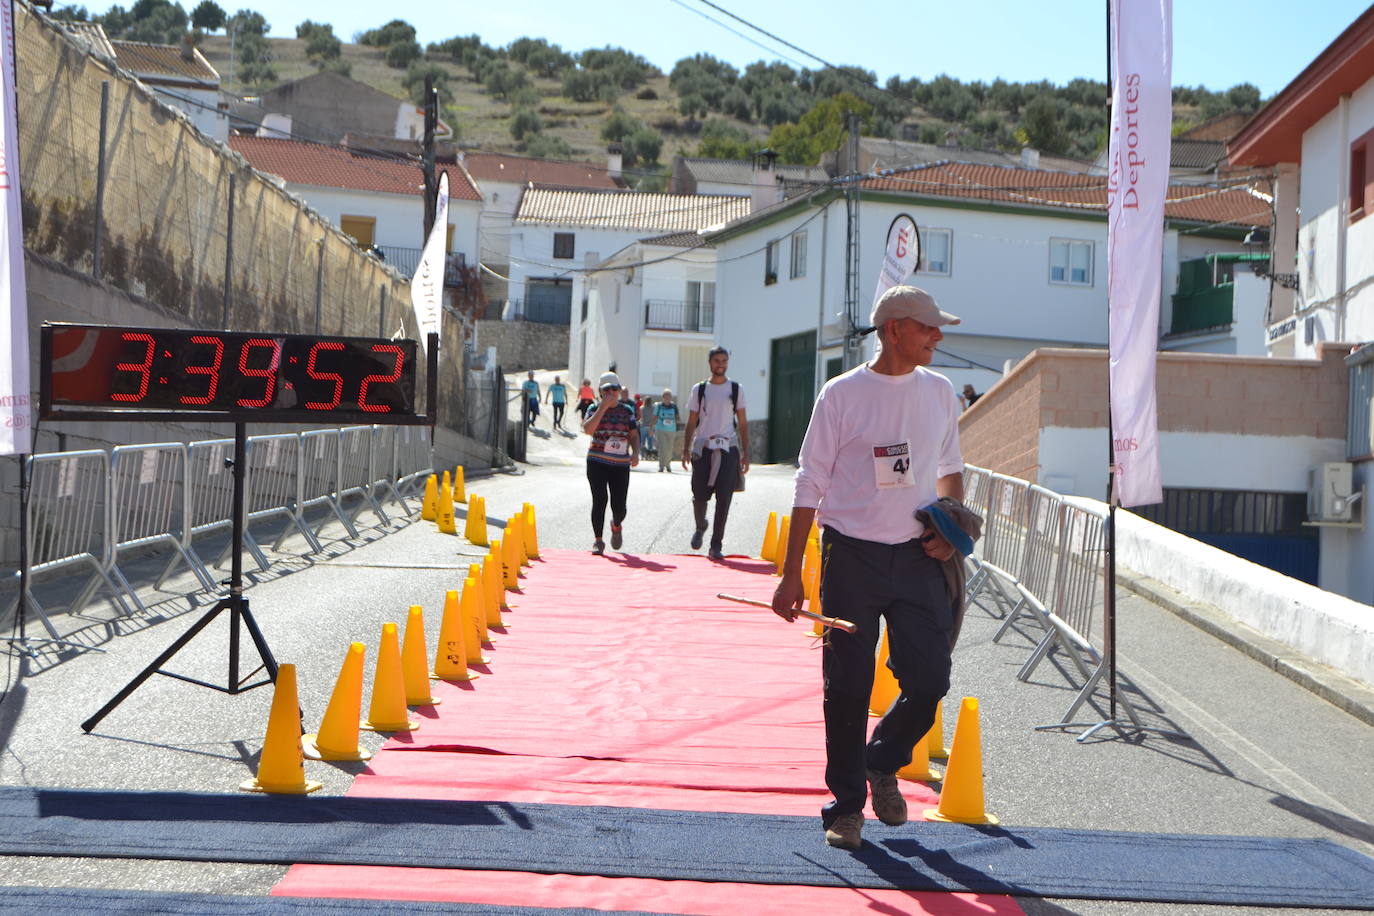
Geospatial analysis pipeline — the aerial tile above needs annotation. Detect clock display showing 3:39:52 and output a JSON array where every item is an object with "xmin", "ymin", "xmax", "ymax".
[{"xmin": 42, "ymin": 324, "xmax": 422, "ymax": 423}]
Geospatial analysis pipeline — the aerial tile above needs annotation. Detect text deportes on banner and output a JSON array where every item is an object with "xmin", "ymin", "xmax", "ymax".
[
  {"xmin": 0, "ymin": 0, "xmax": 33, "ymax": 455},
  {"xmin": 871, "ymin": 213, "xmax": 921, "ymax": 310},
  {"xmin": 409, "ymin": 171, "xmax": 449, "ymax": 352},
  {"xmin": 1106, "ymin": 0, "xmax": 1170, "ymax": 507}
]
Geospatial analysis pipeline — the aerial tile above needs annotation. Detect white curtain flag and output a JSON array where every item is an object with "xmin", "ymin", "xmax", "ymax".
[
  {"xmin": 0, "ymin": 0, "xmax": 31, "ymax": 456},
  {"xmin": 409, "ymin": 170, "xmax": 448, "ymax": 351},
  {"xmin": 1107, "ymin": 0, "xmax": 1170, "ymax": 507},
  {"xmin": 871, "ymin": 213, "xmax": 920, "ymax": 313}
]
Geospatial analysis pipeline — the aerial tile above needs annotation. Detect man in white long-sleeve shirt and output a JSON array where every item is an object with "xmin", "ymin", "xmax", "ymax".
[{"xmin": 772, "ymin": 285, "xmax": 964, "ymax": 850}]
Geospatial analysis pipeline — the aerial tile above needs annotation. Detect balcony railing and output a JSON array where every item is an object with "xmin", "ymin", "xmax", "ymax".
[
  {"xmin": 374, "ymin": 246, "xmax": 467, "ymax": 287},
  {"xmin": 645, "ymin": 299, "xmax": 714, "ymax": 333}
]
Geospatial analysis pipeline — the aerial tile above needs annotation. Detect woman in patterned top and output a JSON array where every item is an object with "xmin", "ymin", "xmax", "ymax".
[{"xmin": 582, "ymin": 371, "xmax": 640, "ymax": 555}]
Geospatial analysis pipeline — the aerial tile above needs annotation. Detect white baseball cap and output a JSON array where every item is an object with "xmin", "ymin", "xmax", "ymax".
[
  {"xmin": 869, "ymin": 285, "xmax": 961, "ymax": 330},
  {"xmin": 598, "ymin": 372, "xmax": 622, "ymax": 389}
]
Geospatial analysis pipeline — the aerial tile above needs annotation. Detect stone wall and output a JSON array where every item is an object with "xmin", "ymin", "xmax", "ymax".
[{"xmin": 475, "ymin": 320, "xmax": 569, "ymax": 373}]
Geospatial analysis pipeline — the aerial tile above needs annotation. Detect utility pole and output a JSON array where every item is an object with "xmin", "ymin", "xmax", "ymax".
[
  {"xmin": 842, "ymin": 112, "xmax": 862, "ymax": 371},
  {"xmin": 421, "ymin": 76, "xmax": 437, "ymax": 243}
]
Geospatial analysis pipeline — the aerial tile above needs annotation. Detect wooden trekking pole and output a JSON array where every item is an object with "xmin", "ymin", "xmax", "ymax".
[{"xmin": 716, "ymin": 593, "xmax": 857, "ymax": 634}]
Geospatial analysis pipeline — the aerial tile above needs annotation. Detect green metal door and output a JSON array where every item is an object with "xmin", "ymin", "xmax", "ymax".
[{"xmin": 768, "ymin": 331, "xmax": 816, "ymax": 463}]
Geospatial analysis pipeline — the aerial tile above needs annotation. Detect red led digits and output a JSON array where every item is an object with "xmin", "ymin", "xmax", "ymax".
[
  {"xmin": 358, "ymin": 344, "xmax": 405, "ymax": 413},
  {"xmin": 304, "ymin": 340, "xmax": 346, "ymax": 410},
  {"xmin": 180, "ymin": 335, "xmax": 225, "ymax": 406},
  {"xmin": 111, "ymin": 332, "xmax": 155, "ymax": 402},
  {"xmin": 236, "ymin": 338, "xmax": 282, "ymax": 408}
]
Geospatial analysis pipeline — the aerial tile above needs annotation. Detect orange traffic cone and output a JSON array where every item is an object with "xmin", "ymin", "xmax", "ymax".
[
  {"xmin": 471, "ymin": 562, "xmax": 501, "ymax": 628},
  {"xmin": 510, "ymin": 514, "xmax": 530, "ymax": 569},
  {"xmin": 432, "ymin": 589, "xmax": 475, "ymax": 682},
  {"xmin": 927, "ymin": 701, "xmax": 950, "ymax": 760},
  {"xmin": 303, "ymin": 643, "xmax": 372, "ymax": 762},
  {"xmin": 774, "ymin": 515, "xmax": 791, "ymax": 576},
  {"xmin": 452, "ymin": 465, "xmax": 466, "ymax": 504},
  {"xmin": 241, "ymin": 664, "xmax": 322, "ymax": 794},
  {"xmin": 421, "ymin": 474, "xmax": 438, "ymax": 522},
  {"xmin": 523, "ymin": 503, "xmax": 540, "ymax": 559},
  {"xmin": 436, "ymin": 472, "xmax": 457, "ymax": 535},
  {"xmin": 483, "ymin": 550, "xmax": 507, "ymax": 616},
  {"xmin": 760, "ymin": 511, "xmax": 778, "ymax": 562},
  {"xmin": 807, "ymin": 563, "xmax": 826, "ymax": 639},
  {"xmin": 466, "ymin": 495, "xmax": 489, "ymax": 547},
  {"xmin": 499, "ymin": 536, "xmax": 520, "ymax": 588},
  {"xmin": 401, "ymin": 605, "xmax": 441, "ymax": 706},
  {"xmin": 460, "ymin": 577, "xmax": 489, "ymax": 665},
  {"xmin": 801, "ymin": 537, "xmax": 819, "ymax": 599},
  {"xmin": 362, "ymin": 622, "xmax": 419, "ymax": 732},
  {"xmin": 924, "ymin": 697, "xmax": 999, "ymax": 825},
  {"xmin": 869, "ymin": 628, "xmax": 901, "ymax": 717},
  {"xmin": 898, "ymin": 715, "xmax": 942, "ymax": 782}
]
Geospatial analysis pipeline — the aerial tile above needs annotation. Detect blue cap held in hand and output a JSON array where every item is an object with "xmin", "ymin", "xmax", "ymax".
[{"xmin": 918, "ymin": 502, "xmax": 974, "ymax": 558}]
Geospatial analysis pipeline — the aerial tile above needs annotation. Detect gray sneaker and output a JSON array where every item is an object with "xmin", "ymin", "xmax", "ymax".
[
  {"xmin": 690, "ymin": 526, "xmax": 707, "ymax": 550},
  {"xmin": 824, "ymin": 812, "xmax": 864, "ymax": 849},
  {"xmin": 867, "ymin": 769, "xmax": 908, "ymax": 826},
  {"xmin": 610, "ymin": 524, "xmax": 623, "ymax": 550}
]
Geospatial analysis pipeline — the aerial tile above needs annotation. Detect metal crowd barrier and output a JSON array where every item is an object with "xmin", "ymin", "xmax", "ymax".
[
  {"xmin": 992, "ymin": 484, "xmax": 1065, "ymax": 643},
  {"xmin": 962, "ymin": 465, "xmax": 1136, "ymax": 727},
  {"xmin": 4, "ymin": 450, "xmax": 131, "ymax": 638},
  {"xmin": 967, "ymin": 473, "xmax": 1030, "ymax": 617},
  {"xmin": 7, "ymin": 426, "xmax": 435, "ymax": 639},
  {"xmin": 109, "ymin": 443, "xmax": 218, "ymax": 614}
]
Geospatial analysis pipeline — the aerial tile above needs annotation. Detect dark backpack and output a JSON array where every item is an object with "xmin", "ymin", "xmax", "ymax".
[{"xmin": 693, "ymin": 380, "xmax": 739, "ymax": 429}]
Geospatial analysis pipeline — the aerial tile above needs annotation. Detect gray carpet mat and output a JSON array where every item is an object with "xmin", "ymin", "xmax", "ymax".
[{"xmin": 1, "ymin": 787, "xmax": 1372, "ymax": 909}]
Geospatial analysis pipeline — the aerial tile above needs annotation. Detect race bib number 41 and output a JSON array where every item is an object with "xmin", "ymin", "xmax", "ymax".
[{"xmin": 873, "ymin": 442, "xmax": 913, "ymax": 489}]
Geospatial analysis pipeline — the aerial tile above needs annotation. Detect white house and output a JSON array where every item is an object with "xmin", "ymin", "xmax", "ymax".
[
  {"xmin": 584, "ymin": 231, "xmax": 720, "ymax": 401},
  {"xmin": 681, "ymin": 160, "xmax": 1268, "ymax": 463},
  {"xmin": 229, "ymin": 135, "xmax": 483, "ymax": 294},
  {"xmin": 109, "ymin": 35, "xmax": 228, "ymax": 143},
  {"xmin": 1227, "ymin": 6, "xmax": 1374, "ymax": 601},
  {"xmin": 459, "ymin": 150, "xmax": 627, "ymax": 309},
  {"xmin": 506, "ymin": 187, "xmax": 749, "ymax": 371},
  {"xmin": 1229, "ymin": 6, "xmax": 1374, "ymax": 361}
]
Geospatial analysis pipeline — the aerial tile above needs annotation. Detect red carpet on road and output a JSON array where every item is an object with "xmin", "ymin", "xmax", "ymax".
[{"xmin": 274, "ymin": 549, "xmax": 1019, "ymax": 915}]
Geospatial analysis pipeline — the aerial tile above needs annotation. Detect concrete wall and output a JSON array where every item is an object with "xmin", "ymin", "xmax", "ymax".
[
  {"xmin": 476, "ymin": 319, "xmax": 569, "ymax": 373},
  {"xmin": 960, "ymin": 344, "xmax": 1363, "ymax": 599},
  {"xmin": 1113, "ymin": 502, "xmax": 1373, "ymax": 691}
]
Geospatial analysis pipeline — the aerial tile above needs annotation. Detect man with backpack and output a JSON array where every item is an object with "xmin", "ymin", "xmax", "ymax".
[{"xmin": 680, "ymin": 347, "xmax": 749, "ymax": 560}]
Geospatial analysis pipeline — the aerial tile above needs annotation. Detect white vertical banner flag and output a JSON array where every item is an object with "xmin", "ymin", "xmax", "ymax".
[
  {"xmin": 0, "ymin": 0, "xmax": 31, "ymax": 455},
  {"xmin": 409, "ymin": 171, "xmax": 448, "ymax": 352},
  {"xmin": 870, "ymin": 213, "xmax": 921, "ymax": 311},
  {"xmin": 1106, "ymin": 0, "xmax": 1171, "ymax": 507}
]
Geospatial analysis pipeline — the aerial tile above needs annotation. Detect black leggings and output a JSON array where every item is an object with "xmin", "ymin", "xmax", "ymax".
[
  {"xmin": 552, "ymin": 402, "xmax": 565, "ymax": 425},
  {"xmin": 586, "ymin": 459, "xmax": 630, "ymax": 538}
]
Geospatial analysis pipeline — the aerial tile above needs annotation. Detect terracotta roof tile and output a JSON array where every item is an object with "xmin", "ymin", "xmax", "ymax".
[
  {"xmin": 229, "ymin": 136, "xmax": 482, "ymax": 201},
  {"xmin": 111, "ymin": 40, "xmax": 218, "ymax": 83},
  {"xmin": 461, "ymin": 152, "xmax": 625, "ymax": 190},
  {"xmin": 515, "ymin": 188, "xmax": 750, "ymax": 232},
  {"xmin": 860, "ymin": 162, "xmax": 1270, "ymax": 228}
]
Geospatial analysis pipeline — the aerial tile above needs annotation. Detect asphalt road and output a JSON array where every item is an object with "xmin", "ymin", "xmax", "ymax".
[{"xmin": 1, "ymin": 399, "xmax": 1371, "ymax": 915}]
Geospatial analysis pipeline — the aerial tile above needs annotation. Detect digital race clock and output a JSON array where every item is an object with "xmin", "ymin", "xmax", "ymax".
[{"xmin": 40, "ymin": 324, "xmax": 430, "ymax": 424}]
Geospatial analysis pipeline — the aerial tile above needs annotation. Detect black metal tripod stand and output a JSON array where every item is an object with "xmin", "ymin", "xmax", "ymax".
[{"xmin": 81, "ymin": 422, "xmax": 277, "ymax": 732}]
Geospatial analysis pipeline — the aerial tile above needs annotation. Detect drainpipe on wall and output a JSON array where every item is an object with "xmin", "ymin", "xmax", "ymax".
[{"xmin": 1336, "ymin": 95, "xmax": 1350, "ymax": 342}]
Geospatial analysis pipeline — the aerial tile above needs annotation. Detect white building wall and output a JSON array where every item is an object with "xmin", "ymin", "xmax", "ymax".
[
  {"xmin": 151, "ymin": 85, "xmax": 226, "ymax": 143},
  {"xmin": 284, "ymin": 184, "xmax": 481, "ymax": 261},
  {"xmin": 509, "ymin": 224, "xmax": 644, "ymax": 321}
]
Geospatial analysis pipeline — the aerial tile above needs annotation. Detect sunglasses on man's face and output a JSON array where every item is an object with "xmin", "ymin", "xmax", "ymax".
[{"xmin": 601, "ymin": 385, "xmax": 620, "ymax": 391}]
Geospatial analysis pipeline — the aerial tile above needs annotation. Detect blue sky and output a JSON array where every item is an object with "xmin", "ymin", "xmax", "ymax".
[{"xmin": 102, "ymin": 0, "xmax": 1367, "ymax": 98}]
